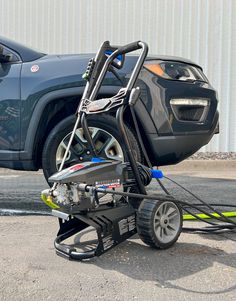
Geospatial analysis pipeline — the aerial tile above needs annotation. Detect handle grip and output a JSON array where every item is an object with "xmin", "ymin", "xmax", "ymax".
[{"xmin": 116, "ymin": 41, "xmax": 141, "ymax": 55}]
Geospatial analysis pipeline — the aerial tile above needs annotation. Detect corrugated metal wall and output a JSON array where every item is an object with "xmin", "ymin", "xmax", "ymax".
[{"xmin": 0, "ymin": 0, "xmax": 235, "ymax": 151}]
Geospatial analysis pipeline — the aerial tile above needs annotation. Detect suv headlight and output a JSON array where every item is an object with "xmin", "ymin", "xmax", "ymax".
[{"xmin": 144, "ymin": 60, "xmax": 208, "ymax": 83}]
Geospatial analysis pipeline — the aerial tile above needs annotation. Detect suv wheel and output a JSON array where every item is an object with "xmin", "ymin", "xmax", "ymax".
[{"xmin": 42, "ymin": 114, "xmax": 142, "ymax": 182}]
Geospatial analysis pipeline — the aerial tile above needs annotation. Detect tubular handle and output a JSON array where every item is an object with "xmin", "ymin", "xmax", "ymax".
[
  {"xmin": 106, "ymin": 41, "xmax": 143, "ymax": 63},
  {"xmin": 116, "ymin": 41, "xmax": 141, "ymax": 55},
  {"xmin": 84, "ymin": 40, "xmax": 148, "ymax": 102}
]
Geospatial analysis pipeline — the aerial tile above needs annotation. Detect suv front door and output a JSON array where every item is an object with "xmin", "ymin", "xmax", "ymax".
[{"xmin": 0, "ymin": 44, "xmax": 21, "ymax": 156}]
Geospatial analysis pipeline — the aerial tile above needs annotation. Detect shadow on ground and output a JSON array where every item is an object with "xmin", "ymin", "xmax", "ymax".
[{"xmin": 84, "ymin": 235, "xmax": 236, "ymax": 295}]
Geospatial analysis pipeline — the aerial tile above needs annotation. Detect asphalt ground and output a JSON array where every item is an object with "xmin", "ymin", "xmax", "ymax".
[{"xmin": 0, "ymin": 164, "xmax": 236, "ymax": 300}]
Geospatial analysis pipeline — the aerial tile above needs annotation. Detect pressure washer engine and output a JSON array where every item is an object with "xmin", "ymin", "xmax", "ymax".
[
  {"xmin": 41, "ymin": 41, "xmax": 184, "ymax": 260},
  {"xmin": 48, "ymin": 159, "xmax": 155, "ymax": 209}
]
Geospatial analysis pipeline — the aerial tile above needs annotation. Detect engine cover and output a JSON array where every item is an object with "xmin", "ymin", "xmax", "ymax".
[{"xmin": 48, "ymin": 160, "xmax": 125, "ymax": 185}]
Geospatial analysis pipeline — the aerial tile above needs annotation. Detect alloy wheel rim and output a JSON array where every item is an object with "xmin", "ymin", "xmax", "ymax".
[{"xmin": 56, "ymin": 127, "xmax": 124, "ymax": 170}]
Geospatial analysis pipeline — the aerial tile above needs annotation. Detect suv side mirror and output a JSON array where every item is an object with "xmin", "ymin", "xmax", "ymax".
[{"xmin": 0, "ymin": 54, "xmax": 12, "ymax": 63}]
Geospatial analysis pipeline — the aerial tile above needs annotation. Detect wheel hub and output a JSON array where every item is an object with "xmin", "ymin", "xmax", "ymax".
[{"xmin": 160, "ymin": 216, "xmax": 169, "ymax": 228}]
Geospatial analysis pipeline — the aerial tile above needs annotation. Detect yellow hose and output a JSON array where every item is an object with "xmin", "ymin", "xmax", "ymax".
[{"xmin": 183, "ymin": 211, "xmax": 236, "ymax": 220}]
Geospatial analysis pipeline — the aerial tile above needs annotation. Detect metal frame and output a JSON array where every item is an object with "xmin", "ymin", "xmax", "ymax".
[
  {"xmin": 57, "ymin": 41, "xmax": 148, "ymax": 173},
  {"xmin": 54, "ymin": 204, "xmax": 136, "ymax": 260}
]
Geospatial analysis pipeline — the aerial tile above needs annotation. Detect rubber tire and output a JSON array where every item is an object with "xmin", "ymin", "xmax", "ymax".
[
  {"xmin": 42, "ymin": 114, "xmax": 142, "ymax": 182},
  {"xmin": 137, "ymin": 199, "xmax": 183, "ymax": 249}
]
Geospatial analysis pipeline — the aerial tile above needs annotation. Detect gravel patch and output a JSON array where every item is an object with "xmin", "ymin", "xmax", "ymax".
[{"xmin": 189, "ymin": 152, "xmax": 236, "ymax": 160}]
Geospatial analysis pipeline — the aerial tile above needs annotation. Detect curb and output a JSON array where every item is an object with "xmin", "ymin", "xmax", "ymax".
[
  {"xmin": 1, "ymin": 160, "xmax": 236, "ymax": 173},
  {"xmin": 161, "ymin": 160, "xmax": 236, "ymax": 172}
]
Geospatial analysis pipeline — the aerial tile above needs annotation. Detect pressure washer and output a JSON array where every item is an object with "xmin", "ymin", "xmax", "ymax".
[{"xmin": 41, "ymin": 41, "xmax": 236, "ymax": 260}]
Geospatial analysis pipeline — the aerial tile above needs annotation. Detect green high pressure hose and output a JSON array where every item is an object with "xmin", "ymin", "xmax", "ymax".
[{"xmin": 183, "ymin": 211, "xmax": 236, "ymax": 220}]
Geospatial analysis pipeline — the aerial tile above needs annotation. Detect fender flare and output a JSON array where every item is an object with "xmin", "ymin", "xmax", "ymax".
[{"xmin": 19, "ymin": 86, "xmax": 120, "ymax": 160}]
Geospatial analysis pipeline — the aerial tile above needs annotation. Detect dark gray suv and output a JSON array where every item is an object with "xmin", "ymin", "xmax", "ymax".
[{"xmin": 0, "ymin": 37, "xmax": 219, "ymax": 180}]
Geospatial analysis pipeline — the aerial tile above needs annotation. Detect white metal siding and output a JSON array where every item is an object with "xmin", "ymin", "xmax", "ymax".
[{"xmin": 0, "ymin": 0, "xmax": 235, "ymax": 151}]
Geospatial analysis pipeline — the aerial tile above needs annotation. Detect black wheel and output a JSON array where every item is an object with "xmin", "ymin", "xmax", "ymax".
[
  {"xmin": 42, "ymin": 114, "xmax": 142, "ymax": 182},
  {"xmin": 137, "ymin": 199, "xmax": 182, "ymax": 249}
]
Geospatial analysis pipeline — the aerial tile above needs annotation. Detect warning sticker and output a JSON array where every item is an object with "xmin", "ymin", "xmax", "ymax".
[
  {"xmin": 102, "ymin": 235, "xmax": 114, "ymax": 251},
  {"xmin": 118, "ymin": 215, "xmax": 136, "ymax": 235},
  {"xmin": 95, "ymin": 179, "xmax": 121, "ymax": 189}
]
